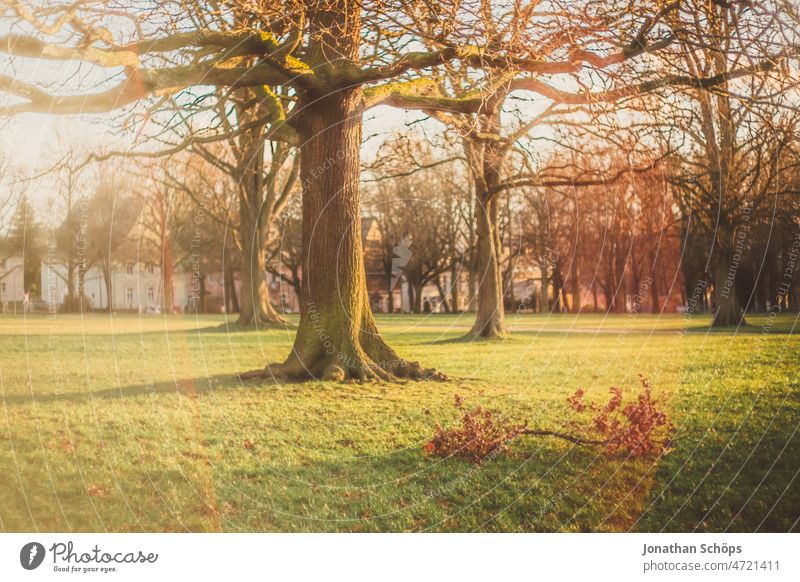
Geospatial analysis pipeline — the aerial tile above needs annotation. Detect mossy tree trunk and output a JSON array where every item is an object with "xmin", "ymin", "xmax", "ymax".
[
  {"xmin": 235, "ymin": 104, "xmax": 289, "ymax": 328},
  {"xmin": 242, "ymin": 90, "xmax": 441, "ymax": 381},
  {"xmin": 467, "ymin": 187, "xmax": 508, "ymax": 338},
  {"xmin": 711, "ymin": 230, "xmax": 744, "ymax": 327},
  {"xmin": 462, "ymin": 115, "xmax": 508, "ymax": 340}
]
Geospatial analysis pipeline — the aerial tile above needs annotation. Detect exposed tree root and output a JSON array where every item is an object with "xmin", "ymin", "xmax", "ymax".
[
  {"xmin": 239, "ymin": 336, "xmax": 446, "ymax": 383},
  {"xmin": 239, "ymin": 354, "xmax": 446, "ymax": 383},
  {"xmin": 234, "ymin": 317, "xmax": 295, "ymax": 330},
  {"xmin": 461, "ymin": 316, "xmax": 508, "ymax": 341}
]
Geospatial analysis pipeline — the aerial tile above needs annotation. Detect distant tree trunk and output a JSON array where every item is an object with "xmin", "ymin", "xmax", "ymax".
[
  {"xmin": 435, "ymin": 276, "xmax": 450, "ymax": 313},
  {"xmin": 242, "ymin": 85, "xmax": 440, "ymax": 381},
  {"xmin": 101, "ymin": 264, "xmax": 112, "ymax": 312},
  {"xmin": 77, "ymin": 263, "xmax": 87, "ymax": 311},
  {"xmin": 413, "ymin": 282, "xmax": 424, "ymax": 313},
  {"xmin": 406, "ymin": 280, "xmax": 415, "ymax": 313},
  {"xmin": 387, "ymin": 289, "xmax": 395, "ymax": 314},
  {"xmin": 450, "ymin": 261, "xmax": 460, "ymax": 312},
  {"xmin": 650, "ymin": 271, "xmax": 660, "ymax": 313},
  {"xmin": 224, "ymin": 267, "xmax": 239, "ymax": 313},
  {"xmin": 539, "ymin": 262, "xmax": 549, "ymax": 314},
  {"xmin": 570, "ymin": 258, "xmax": 581, "ymax": 313},
  {"xmin": 711, "ymin": 232, "xmax": 744, "ymax": 326},
  {"xmin": 235, "ymin": 119, "xmax": 287, "ymax": 328},
  {"xmin": 198, "ymin": 274, "xmax": 206, "ymax": 313},
  {"xmin": 61, "ymin": 258, "xmax": 78, "ymax": 312},
  {"xmin": 552, "ymin": 265, "xmax": 565, "ymax": 312},
  {"xmin": 162, "ymin": 238, "xmax": 174, "ymax": 313},
  {"xmin": 466, "ymin": 188, "xmax": 508, "ymax": 339},
  {"xmin": 467, "ymin": 266, "xmax": 477, "ymax": 312},
  {"xmin": 505, "ymin": 270, "xmax": 516, "ymax": 311}
]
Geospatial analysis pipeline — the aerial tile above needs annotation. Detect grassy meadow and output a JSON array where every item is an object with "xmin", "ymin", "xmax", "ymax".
[{"xmin": 0, "ymin": 312, "xmax": 798, "ymax": 532}]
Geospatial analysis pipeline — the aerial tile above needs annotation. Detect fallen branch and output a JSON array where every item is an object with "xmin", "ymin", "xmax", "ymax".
[
  {"xmin": 519, "ymin": 428, "xmax": 613, "ymax": 447},
  {"xmin": 424, "ymin": 377, "xmax": 674, "ymax": 464}
]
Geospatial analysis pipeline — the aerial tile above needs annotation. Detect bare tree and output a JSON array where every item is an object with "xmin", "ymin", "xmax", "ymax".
[{"xmin": 1, "ymin": 0, "xmax": 796, "ymax": 379}]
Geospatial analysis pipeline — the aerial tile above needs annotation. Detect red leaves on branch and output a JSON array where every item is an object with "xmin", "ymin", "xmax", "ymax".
[
  {"xmin": 423, "ymin": 394, "xmax": 526, "ymax": 465},
  {"xmin": 568, "ymin": 375, "xmax": 674, "ymax": 457},
  {"xmin": 424, "ymin": 375, "xmax": 674, "ymax": 464}
]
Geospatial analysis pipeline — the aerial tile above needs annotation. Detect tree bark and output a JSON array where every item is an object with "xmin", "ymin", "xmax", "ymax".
[
  {"xmin": 539, "ymin": 261, "xmax": 549, "ymax": 314},
  {"xmin": 406, "ymin": 280, "xmax": 415, "ymax": 314},
  {"xmin": 242, "ymin": 89, "xmax": 441, "ymax": 381},
  {"xmin": 162, "ymin": 237, "xmax": 174, "ymax": 314},
  {"xmin": 101, "ymin": 264, "xmax": 112, "ymax": 312},
  {"xmin": 467, "ymin": 267, "xmax": 477, "ymax": 312},
  {"xmin": 235, "ymin": 121, "xmax": 287, "ymax": 328},
  {"xmin": 650, "ymin": 271, "xmax": 660, "ymax": 314},
  {"xmin": 224, "ymin": 267, "xmax": 239, "ymax": 313},
  {"xmin": 198, "ymin": 273, "xmax": 206, "ymax": 313},
  {"xmin": 570, "ymin": 258, "xmax": 581, "ymax": 313},
  {"xmin": 711, "ymin": 234, "xmax": 745, "ymax": 326},
  {"xmin": 63, "ymin": 258, "xmax": 77, "ymax": 311},
  {"xmin": 413, "ymin": 283, "xmax": 424, "ymax": 313},
  {"xmin": 450, "ymin": 261, "xmax": 460, "ymax": 313},
  {"xmin": 435, "ymin": 276, "xmax": 450, "ymax": 313},
  {"xmin": 387, "ymin": 289, "xmax": 395, "ymax": 314},
  {"xmin": 466, "ymin": 191, "xmax": 508, "ymax": 339}
]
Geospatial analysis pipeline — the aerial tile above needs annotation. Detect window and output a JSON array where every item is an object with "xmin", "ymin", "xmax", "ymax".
[
  {"xmin": 126, "ymin": 288, "xmax": 134, "ymax": 306},
  {"xmin": 0, "ymin": 259, "xmax": 6, "ymax": 269},
  {"xmin": 126, "ymin": 263, "xmax": 134, "ymax": 275},
  {"xmin": 145, "ymin": 263, "xmax": 154, "ymax": 275},
  {"xmin": 147, "ymin": 287, "xmax": 155, "ymax": 303},
  {"xmin": 1, "ymin": 283, "xmax": 5, "ymax": 295}
]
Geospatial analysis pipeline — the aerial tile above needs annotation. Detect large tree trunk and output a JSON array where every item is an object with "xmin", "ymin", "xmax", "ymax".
[
  {"xmin": 466, "ymin": 191, "xmax": 508, "ymax": 339},
  {"xmin": 241, "ymin": 90, "xmax": 441, "ymax": 381},
  {"xmin": 237, "ymin": 224, "xmax": 287, "ymax": 326}
]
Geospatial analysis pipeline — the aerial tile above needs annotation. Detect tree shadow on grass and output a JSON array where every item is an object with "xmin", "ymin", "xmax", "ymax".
[
  {"xmin": 213, "ymin": 440, "xmax": 642, "ymax": 532},
  {"xmin": 208, "ymin": 320, "xmax": 298, "ymax": 333},
  {"xmin": 1, "ymin": 372, "xmax": 284, "ymax": 406},
  {"xmin": 430, "ymin": 334, "xmax": 512, "ymax": 345}
]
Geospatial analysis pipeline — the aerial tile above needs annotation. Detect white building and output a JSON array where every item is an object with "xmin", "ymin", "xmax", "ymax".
[
  {"xmin": 41, "ymin": 258, "xmax": 168, "ymax": 313},
  {"xmin": 0, "ymin": 253, "xmax": 25, "ymax": 311}
]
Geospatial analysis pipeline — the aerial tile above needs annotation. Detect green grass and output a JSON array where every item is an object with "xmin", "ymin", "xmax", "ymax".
[{"xmin": 0, "ymin": 312, "xmax": 798, "ymax": 532}]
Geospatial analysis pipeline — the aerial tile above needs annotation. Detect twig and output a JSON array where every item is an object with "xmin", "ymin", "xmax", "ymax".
[{"xmin": 520, "ymin": 427, "xmax": 615, "ymax": 447}]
